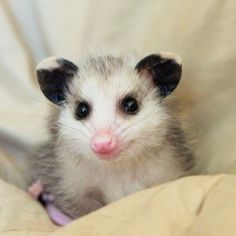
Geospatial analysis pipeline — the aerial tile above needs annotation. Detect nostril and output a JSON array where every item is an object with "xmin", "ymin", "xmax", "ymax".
[{"xmin": 94, "ymin": 140, "xmax": 113, "ymax": 150}]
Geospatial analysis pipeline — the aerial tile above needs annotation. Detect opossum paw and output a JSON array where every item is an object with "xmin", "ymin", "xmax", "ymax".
[{"xmin": 28, "ymin": 180, "xmax": 43, "ymax": 199}]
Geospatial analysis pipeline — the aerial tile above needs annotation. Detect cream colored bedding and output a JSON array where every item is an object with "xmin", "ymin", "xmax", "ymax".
[{"xmin": 0, "ymin": 175, "xmax": 236, "ymax": 236}]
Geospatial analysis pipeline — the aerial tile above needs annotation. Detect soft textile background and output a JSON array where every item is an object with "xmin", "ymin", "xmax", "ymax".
[
  {"xmin": 1, "ymin": 174, "xmax": 236, "ymax": 236},
  {"xmin": 0, "ymin": 0, "xmax": 236, "ymax": 186}
]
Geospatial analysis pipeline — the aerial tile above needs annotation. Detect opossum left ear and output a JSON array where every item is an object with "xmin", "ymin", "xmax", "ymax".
[
  {"xmin": 135, "ymin": 52, "xmax": 182, "ymax": 97},
  {"xmin": 36, "ymin": 57, "xmax": 78, "ymax": 105}
]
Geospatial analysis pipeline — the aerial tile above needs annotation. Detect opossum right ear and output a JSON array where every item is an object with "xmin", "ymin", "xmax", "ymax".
[{"xmin": 36, "ymin": 57, "xmax": 78, "ymax": 105}]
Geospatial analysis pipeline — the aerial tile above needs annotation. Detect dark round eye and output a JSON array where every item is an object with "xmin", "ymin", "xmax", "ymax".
[
  {"xmin": 75, "ymin": 101, "xmax": 91, "ymax": 120},
  {"xmin": 121, "ymin": 96, "xmax": 139, "ymax": 115}
]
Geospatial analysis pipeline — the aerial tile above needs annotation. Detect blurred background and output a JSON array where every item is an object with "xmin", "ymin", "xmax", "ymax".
[{"xmin": 0, "ymin": 0, "xmax": 235, "ymax": 187}]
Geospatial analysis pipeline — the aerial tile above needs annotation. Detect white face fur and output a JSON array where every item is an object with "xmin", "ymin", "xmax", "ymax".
[{"xmin": 36, "ymin": 53, "xmax": 182, "ymax": 163}]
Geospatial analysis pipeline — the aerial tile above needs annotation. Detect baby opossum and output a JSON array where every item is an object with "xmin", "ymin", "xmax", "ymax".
[{"xmin": 32, "ymin": 52, "xmax": 194, "ymax": 219}]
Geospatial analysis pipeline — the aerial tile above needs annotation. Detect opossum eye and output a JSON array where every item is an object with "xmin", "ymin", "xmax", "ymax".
[
  {"xmin": 121, "ymin": 96, "xmax": 139, "ymax": 115},
  {"xmin": 75, "ymin": 102, "xmax": 91, "ymax": 120}
]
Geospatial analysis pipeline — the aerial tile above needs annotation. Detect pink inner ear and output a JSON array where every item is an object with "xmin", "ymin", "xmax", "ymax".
[{"xmin": 91, "ymin": 130, "xmax": 117, "ymax": 156}]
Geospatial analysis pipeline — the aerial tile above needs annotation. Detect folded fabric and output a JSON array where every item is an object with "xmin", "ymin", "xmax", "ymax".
[{"xmin": 0, "ymin": 174, "xmax": 236, "ymax": 236}]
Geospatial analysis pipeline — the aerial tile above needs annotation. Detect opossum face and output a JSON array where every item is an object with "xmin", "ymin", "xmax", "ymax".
[{"xmin": 36, "ymin": 53, "xmax": 182, "ymax": 161}]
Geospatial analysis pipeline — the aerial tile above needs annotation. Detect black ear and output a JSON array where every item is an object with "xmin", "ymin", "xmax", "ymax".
[
  {"xmin": 36, "ymin": 57, "xmax": 78, "ymax": 105},
  {"xmin": 135, "ymin": 52, "xmax": 182, "ymax": 97}
]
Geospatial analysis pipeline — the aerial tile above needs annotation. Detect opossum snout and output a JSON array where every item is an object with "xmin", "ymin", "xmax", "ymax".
[{"xmin": 91, "ymin": 129, "xmax": 118, "ymax": 158}]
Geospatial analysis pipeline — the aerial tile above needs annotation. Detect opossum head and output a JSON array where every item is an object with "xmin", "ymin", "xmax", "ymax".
[{"xmin": 36, "ymin": 52, "xmax": 182, "ymax": 162}]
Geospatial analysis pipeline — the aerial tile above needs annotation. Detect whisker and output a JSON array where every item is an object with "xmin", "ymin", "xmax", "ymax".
[
  {"xmin": 26, "ymin": 92, "xmax": 57, "ymax": 108},
  {"xmin": 79, "ymin": 119, "xmax": 92, "ymax": 133},
  {"xmin": 117, "ymin": 110, "xmax": 157, "ymax": 135},
  {"xmin": 35, "ymin": 141, "xmax": 86, "ymax": 179},
  {"xmin": 57, "ymin": 122, "xmax": 90, "ymax": 140}
]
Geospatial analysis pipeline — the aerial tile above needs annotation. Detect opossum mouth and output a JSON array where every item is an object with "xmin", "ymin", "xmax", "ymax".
[
  {"xmin": 95, "ymin": 140, "xmax": 135, "ymax": 161},
  {"xmin": 96, "ymin": 148, "xmax": 121, "ymax": 161}
]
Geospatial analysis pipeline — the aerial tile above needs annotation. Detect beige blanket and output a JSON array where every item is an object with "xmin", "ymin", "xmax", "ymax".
[{"xmin": 0, "ymin": 174, "xmax": 236, "ymax": 236}]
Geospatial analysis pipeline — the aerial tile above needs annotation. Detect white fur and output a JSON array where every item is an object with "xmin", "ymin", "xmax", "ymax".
[
  {"xmin": 36, "ymin": 56, "xmax": 59, "ymax": 70},
  {"xmin": 160, "ymin": 52, "xmax": 182, "ymax": 65},
  {"xmin": 55, "ymin": 148, "xmax": 184, "ymax": 204}
]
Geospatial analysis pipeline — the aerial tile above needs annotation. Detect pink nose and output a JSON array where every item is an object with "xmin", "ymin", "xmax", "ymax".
[{"xmin": 91, "ymin": 130, "xmax": 117, "ymax": 155}]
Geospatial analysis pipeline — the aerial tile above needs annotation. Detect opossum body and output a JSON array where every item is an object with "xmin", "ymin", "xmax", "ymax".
[{"xmin": 32, "ymin": 52, "xmax": 194, "ymax": 219}]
